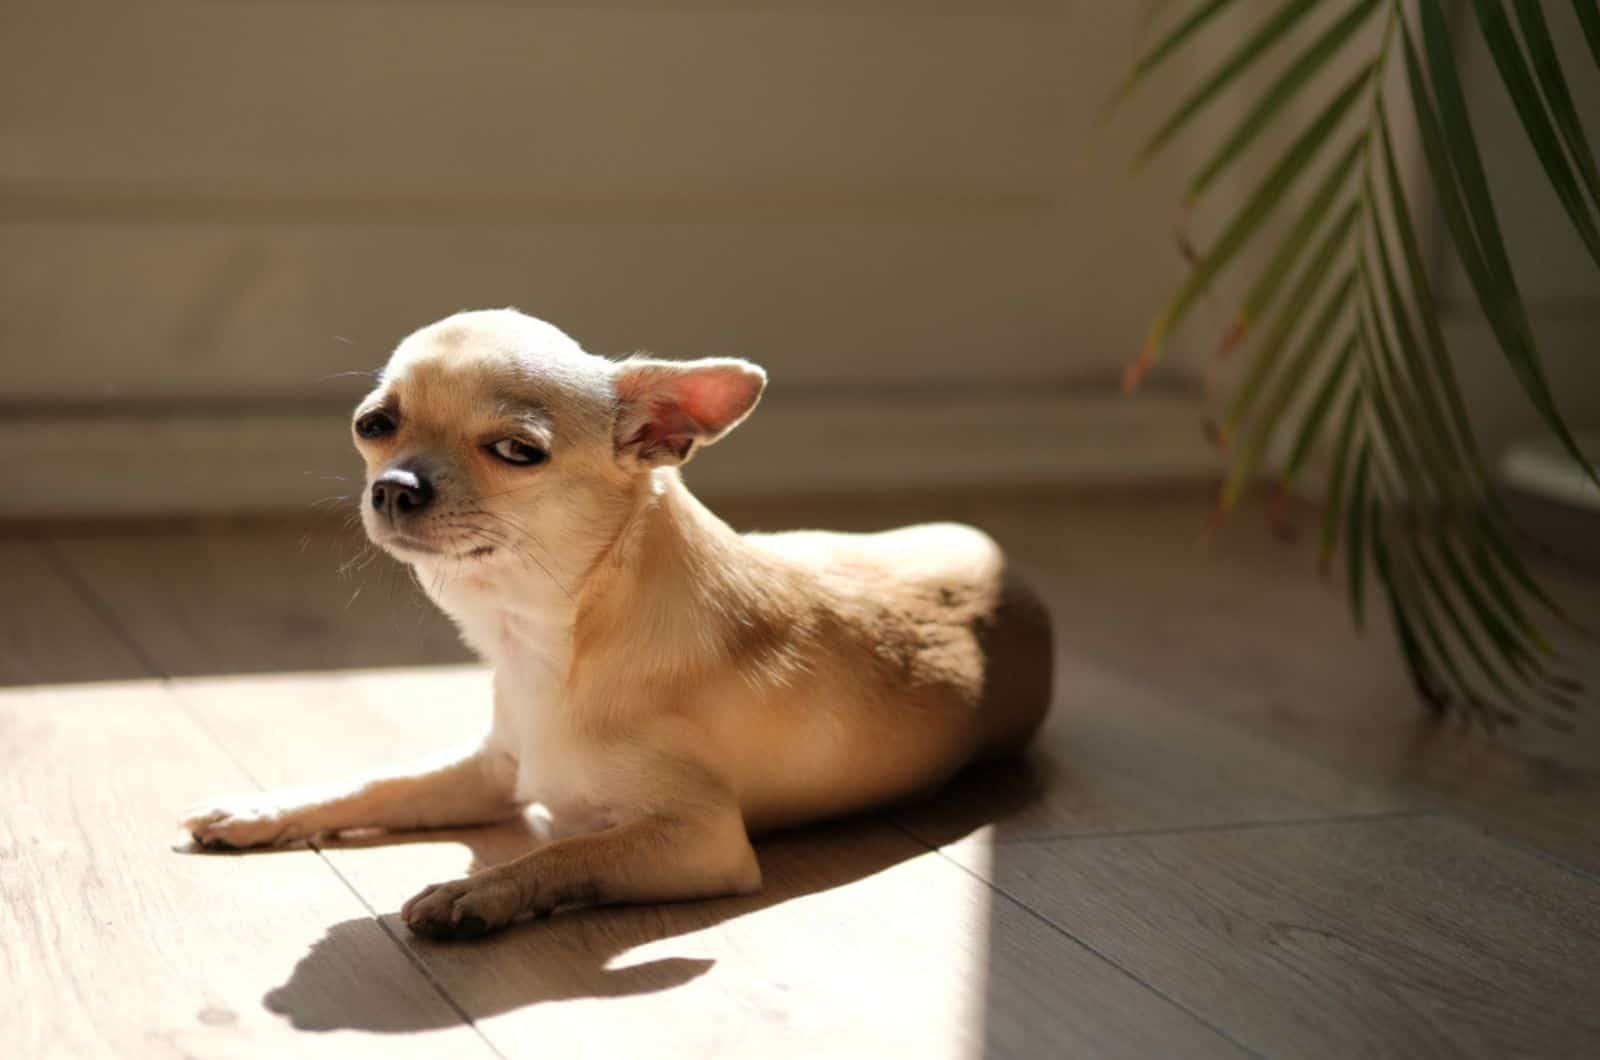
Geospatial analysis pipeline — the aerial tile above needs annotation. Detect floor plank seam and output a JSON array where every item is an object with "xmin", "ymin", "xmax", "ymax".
[
  {"xmin": 36, "ymin": 538, "xmax": 172, "ymax": 680},
  {"xmin": 160, "ymin": 683, "xmax": 288, "ymax": 792},
  {"xmin": 37, "ymin": 540, "xmax": 501, "ymax": 1051},
  {"xmin": 307, "ymin": 839, "xmax": 509, "ymax": 1059},
  {"xmin": 32, "ymin": 521, "xmax": 1594, "ymax": 1054},
  {"xmin": 1446, "ymin": 815, "xmax": 1600, "ymax": 889},
  {"xmin": 885, "ymin": 820, "xmax": 1273, "ymax": 1060},
  {"xmin": 40, "ymin": 534, "xmax": 273, "ymax": 800},
  {"xmin": 172, "ymin": 681, "xmax": 503, "ymax": 1050},
  {"xmin": 1073, "ymin": 657, "xmax": 1459, "ymax": 814},
  {"xmin": 988, "ymin": 808, "xmax": 1443, "ymax": 846},
  {"xmin": 159, "ymin": 681, "xmax": 504, "ymax": 1051}
]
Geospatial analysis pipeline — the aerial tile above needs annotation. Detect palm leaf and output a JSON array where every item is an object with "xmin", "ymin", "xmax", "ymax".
[
  {"xmin": 1468, "ymin": 0, "xmax": 1600, "ymax": 264},
  {"xmin": 1513, "ymin": 2, "xmax": 1600, "ymax": 220},
  {"xmin": 1409, "ymin": 540, "xmax": 1523, "ymax": 705},
  {"xmin": 1374, "ymin": 520, "xmax": 1461, "ymax": 714},
  {"xmin": 1577, "ymin": 0, "xmax": 1600, "ymax": 71},
  {"xmin": 1376, "ymin": 106, "xmax": 1571, "ymax": 629},
  {"xmin": 1465, "ymin": 523, "xmax": 1554, "ymax": 647},
  {"xmin": 1106, "ymin": 0, "xmax": 1240, "ymax": 119},
  {"xmin": 1474, "ymin": 510, "xmax": 1569, "ymax": 625},
  {"xmin": 1316, "ymin": 386, "xmax": 1363, "ymax": 572},
  {"xmin": 1374, "ymin": 113, "xmax": 1489, "ymax": 492},
  {"xmin": 1223, "ymin": 138, "xmax": 1365, "ymax": 358},
  {"xmin": 1187, "ymin": 0, "xmax": 1381, "ymax": 203},
  {"xmin": 1409, "ymin": 4, "xmax": 1597, "ymax": 484},
  {"xmin": 1344, "ymin": 443, "xmax": 1372, "ymax": 629},
  {"xmin": 1128, "ymin": 63, "xmax": 1371, "ymax": 387},
  {"xmin": 1284, "ymin": 366, "xmax": 1357, "ymax": 489},
  {"xmin": 1136, "ymin": 0, "xmax": 1323, "ymax": 163},
  {"xmin": 1115, "ymin": 0, "xmax": 1593, "ymax": 729},
  {"xmin": 1435, "ymin": 535, "xmax": 1543, "ymax": 681},
  {"xmin": 1354, "ymin": 303, "xmax": 1435, "ymax": 502},
  {"xmin": 1224, "ymin": 235, "xmax": 1357, "ymax": 436},
  {"xmin": 1222, "ymin": 334, "xmax": 1354, "ymax": 510},
  {"xmin": 1364, "ymin": 198, "xmax": 1469, "ymax": 496}
]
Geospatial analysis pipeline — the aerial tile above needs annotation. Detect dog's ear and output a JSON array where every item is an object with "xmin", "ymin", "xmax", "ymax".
[{"xmin": 613, "ymin": 356, "xmax": 766, "ymax": 467}]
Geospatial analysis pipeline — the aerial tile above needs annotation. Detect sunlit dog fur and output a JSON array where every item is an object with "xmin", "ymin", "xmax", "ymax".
[{"xmin": 183, "ymin": 309, "xmax": 1053, "ymax": 939}]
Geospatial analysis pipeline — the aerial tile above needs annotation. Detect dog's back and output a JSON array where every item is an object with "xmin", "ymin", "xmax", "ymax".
[{"xmin": 734, "ymin": 522, "xmax": 1054, "ymax": 827}]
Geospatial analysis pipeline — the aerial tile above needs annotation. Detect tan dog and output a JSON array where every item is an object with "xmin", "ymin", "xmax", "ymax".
[{"xmin": 183, "ymin": 309, "xmax": 1052, "ymax": 938}]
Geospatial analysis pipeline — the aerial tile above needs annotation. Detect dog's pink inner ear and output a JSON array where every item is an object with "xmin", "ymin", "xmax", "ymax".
[{"xmin": 615, "ymin": 359, "xmax": 766, "ymax": 464}]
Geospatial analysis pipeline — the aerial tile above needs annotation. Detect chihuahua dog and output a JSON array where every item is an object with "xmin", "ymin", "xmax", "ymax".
[{"xmin": 184, "ymin": 309, "xmax": 1052, "ymax": 938}]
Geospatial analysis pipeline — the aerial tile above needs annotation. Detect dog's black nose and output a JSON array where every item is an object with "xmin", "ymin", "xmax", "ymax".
[{"xmin": 370, "ymin": 467, "xmax": 433, "ymax": 519}]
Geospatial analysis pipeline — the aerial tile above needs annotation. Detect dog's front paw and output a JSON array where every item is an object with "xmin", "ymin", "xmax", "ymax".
[
  {"xmin": 401, "ymin": 872, "xmax": 526, "ymax": 940},
  {"xmin": 182, "ymin": 794, "xmax": 303, "ymax": 850}
]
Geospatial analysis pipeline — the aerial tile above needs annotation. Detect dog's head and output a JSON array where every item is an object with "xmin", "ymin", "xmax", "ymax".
[{"xmin": 352, "ymin": 309, "xmax": 765, "ymax": 587}]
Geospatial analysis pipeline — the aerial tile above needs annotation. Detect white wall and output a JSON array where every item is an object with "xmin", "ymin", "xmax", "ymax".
[{"xmin": 0, "ymin": 1, "xmax": 1458, "ymax": 515}]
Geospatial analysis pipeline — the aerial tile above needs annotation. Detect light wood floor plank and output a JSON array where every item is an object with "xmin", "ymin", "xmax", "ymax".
[
  {"xmin": 716, "ymin": 492, "xmax": 1600, "ymax": 881},
  {"xmin": 0, "ymin": 680, "xmax": 496, "ymax": 1059},
  {"xmin": 893, "ymin": 648, "xmax": 1419, "ymax": 854},
  {"xmin": 54, "ymin": 505, "xmax": 1600, "ymax": 878},
  {"xmin": 982, "ymin": 816, "xmax": 1600, "ymax": 1059},
  {"xmin": 170, "ymin": 667, "xmax": 1252, "ymax": 1059},
  {"xmin": 65, "ymin": 520, "xmax": 1419, "ymax": 847},
  {"xmin": 40, "ymin": 501, "xmax": 1600, "ymax": 1056},
  {"xmin": 966, "ymin": 493, "xmax": 1600, "ymax": 876}
]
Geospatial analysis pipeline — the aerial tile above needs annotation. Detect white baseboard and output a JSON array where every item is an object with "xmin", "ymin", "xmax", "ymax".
[{"xmin": 7, "ymin": 387, "xmax": 1217, "ymax": 518}]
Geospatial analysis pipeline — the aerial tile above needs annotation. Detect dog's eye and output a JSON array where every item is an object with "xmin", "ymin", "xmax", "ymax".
[
  {"xmin": 488, "ymin": 438, "xmax": 549, "ymax": 466},
  {"xmin": 355, "ymin": 411, "xmax": 395, "ymax": 439}
]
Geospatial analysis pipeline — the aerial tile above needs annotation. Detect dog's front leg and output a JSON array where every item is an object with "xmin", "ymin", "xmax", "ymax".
[
  {"xmin": 182, "ymin": 745, "xmax": 518, "ymax": 849},
  {"xmin": 400, "ymin": 807, "xmax": 760, "ymax": 938}
]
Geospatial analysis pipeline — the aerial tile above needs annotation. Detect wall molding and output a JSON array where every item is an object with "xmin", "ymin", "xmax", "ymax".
[
  {"xmin": 0, "ymin": 180, "xmax": 1058, "ymax": 225},
  {"xmin": 7, "ymin": 387, "xmax": 1218, "ymax": 518}
]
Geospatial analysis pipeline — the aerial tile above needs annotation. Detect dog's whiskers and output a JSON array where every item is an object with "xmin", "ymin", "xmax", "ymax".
[{"xmin": 464, "ymin": 508, "xmax": 576, "ymax": 603}]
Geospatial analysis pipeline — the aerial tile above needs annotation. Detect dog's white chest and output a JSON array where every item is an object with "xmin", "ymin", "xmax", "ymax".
[{"xmin": 480, "ymin": 609, "xmax": 612, "ymax": 835}]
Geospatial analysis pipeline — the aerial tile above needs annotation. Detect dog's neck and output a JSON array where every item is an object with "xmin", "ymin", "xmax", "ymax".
[
  {"xmin": 574, "ymin": 468, "xmax": 760, "ymax": 645},
  {"xmin": 425, "ymin": 467, "xmax": 756, "ymax": 677}
]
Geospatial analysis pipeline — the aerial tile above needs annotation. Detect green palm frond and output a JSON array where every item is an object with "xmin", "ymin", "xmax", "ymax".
[{"xmin": 1113, "ymin": 0, "xmax": 1598, "ymax": 732}]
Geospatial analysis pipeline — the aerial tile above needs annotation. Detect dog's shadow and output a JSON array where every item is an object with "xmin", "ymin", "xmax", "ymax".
[{"xmin": 263, "ymin": 754, "xmax": 1049, "ymax": 1034}]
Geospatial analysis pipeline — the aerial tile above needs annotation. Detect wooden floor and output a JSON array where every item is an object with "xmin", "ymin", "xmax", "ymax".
[{"xmin": 3, "ymin": 488, "xmax": 1598, "ymax": 1058}]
